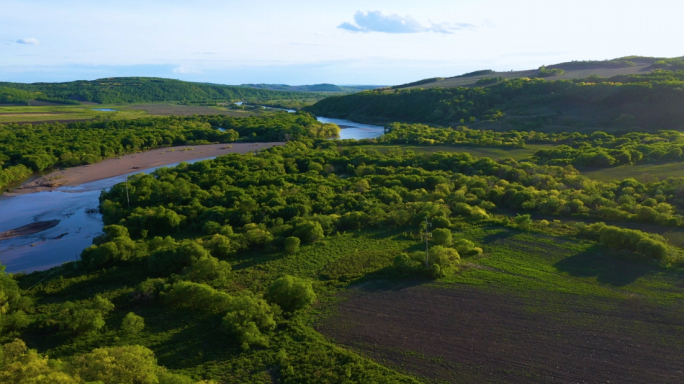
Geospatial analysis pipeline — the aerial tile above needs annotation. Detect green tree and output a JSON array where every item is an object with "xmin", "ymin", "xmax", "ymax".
[
  {"xmin": 121, "ymin": 312, "xmax": 145, "ymax": 334},
  {"xmin": 284, "ymin": 236, "xmax": 301, "ymax": 254},
  {"xmin": 265, "ymin": 275, "xmax": 316, "ymax": 313},
  {"xmin": 432, "ymin": 228, "xmax": 453, "ymax": 246},
  {"xmin": 293, "ymin": 221, "xmax": 324, "ymax": 244}
]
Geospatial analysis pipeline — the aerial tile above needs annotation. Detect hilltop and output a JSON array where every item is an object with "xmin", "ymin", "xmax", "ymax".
[
  {"xmin": 392, "ymin": 56, "xmax": 683, "ymax": 89},
  {"xmin": 0, "ymin": 77, "xmax": 317, "ymax": 105},
  {"xmin": 240, "ymin": 83, "xmax": 383, "ymax": 93}
]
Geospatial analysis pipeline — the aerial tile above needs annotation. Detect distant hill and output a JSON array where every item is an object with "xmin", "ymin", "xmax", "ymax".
[
  {"xmin": 305, "ymin": 56, "xmax": 684, "ymax": 133},
  {"xmin": 392, "ymin": 56, "xmax": 684, "ymax": 90},
  {"xmin": 241, "ymin": 83, "xmax": 383, "ymax": 93},
  {"xmin": 0, "ymin": 77, "xmax": 314, "ymax": 105}
]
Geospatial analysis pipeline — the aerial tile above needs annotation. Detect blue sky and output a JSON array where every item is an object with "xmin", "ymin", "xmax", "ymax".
[{"xmin": 2, "ymin": 0, "xmax": 683, "ymax": 85}]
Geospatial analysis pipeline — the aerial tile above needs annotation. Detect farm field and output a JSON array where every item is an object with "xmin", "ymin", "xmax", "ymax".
[
  {"xmin": 318, "ymin": 226, "xmax": 684, "ymax": 383},
  {"xmin": 0, "ymin": 103, "xmax": 259, "ymax": 124}
]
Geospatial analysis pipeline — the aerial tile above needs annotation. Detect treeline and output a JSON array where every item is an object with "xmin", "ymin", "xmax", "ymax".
[
  {"xmin": 304, "ymin": 72, "xmax": 684, "ymax": 130},
  {"xmin": 379, "ymin": 123, "xmax": 684, "ymax": 168},
  {"xmin": 94, "ymin": 143, "xmax": 684, "ymax": 265},
  {"xmin": 0, "ymin": 77, "xmax": 313, "ymax": 104},
  {"xmin": 0, "ymin": 113, "xmax": 339, "ymax": 189}
]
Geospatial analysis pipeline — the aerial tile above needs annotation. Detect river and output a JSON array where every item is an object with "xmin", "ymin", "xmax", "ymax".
[{"xmin": 0, "ymin": 117, "xmax": 384, "ymax": 273}]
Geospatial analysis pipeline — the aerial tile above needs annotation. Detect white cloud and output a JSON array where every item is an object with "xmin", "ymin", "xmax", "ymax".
[
  {"xmin": 172, "ymin": 65, "xmax": 201, "ymax": 74},
  {"xmin": 338, "ymin": 11, "xmax": 474, "ymax": 34},
  {"xmin": 17, "ymin": 37, "xmax": 40, "ymax": 45}
]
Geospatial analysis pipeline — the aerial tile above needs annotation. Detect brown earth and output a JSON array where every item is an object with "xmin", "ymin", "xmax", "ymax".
[
  {"xmin": 0, "ymin": 220, "xmax": 60, "ymax": 241},
  {"xmin": 317, "ymin": 281, "xmax": 684, "ymax": 383},
  {"xmin": 126, "ymin": 104, "xmax": 257, "ymax": 117},
  {"xmin": 10, "ymin": 142, "xmax": 284, "ymax": 195}
]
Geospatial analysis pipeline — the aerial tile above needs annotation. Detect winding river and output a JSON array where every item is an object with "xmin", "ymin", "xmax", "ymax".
[{"xmin": 0, "ymin": 117, "xmax": 384, "ymax": 273}]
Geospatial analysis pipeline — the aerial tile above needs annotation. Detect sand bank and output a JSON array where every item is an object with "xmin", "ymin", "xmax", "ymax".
[
  {"xmin": 11, "ymin": 142, "xmax": 284, "ymax": 195},
  {"xmin": 0, "ymin": 220, "xmax": 61, "ymax": 241}
]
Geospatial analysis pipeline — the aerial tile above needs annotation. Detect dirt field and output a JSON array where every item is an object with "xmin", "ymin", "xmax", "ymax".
[
  {"xmin": 318, "ymin": 281, "xmax": 684, "ymax": 383},
  {"xmin": 126, "ymin": 104, "xmax": 257, "ymax": 117},
  {"xmin": 12, "ymin": 142, "xmax": 284, "ymax": 194}
]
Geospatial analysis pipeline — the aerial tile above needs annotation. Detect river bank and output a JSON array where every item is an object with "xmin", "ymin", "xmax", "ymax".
[{"xmin": 10, "ymin": 142, "xmax": 284, "ymax": 195}]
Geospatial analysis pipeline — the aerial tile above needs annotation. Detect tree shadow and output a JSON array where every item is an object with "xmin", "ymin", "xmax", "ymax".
[
  {"xmin": 482, "ymin": 227, "xmax": 516, "ymax": 244},
  {"xmin": 554, "ymin": 245, "xmax": 657, "ymax": 286}
]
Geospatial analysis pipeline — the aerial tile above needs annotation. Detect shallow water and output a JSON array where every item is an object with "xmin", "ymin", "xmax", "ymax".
[
  {"xmin": 316, "ymin": 117, "xmax": 385, "ymax": 140},
  {"xmin": 0, "ymin": 159, "xmax": 210, "ymax": 273},
  {"xmin": 92, "ymin": 108, "xmax": 117, "ymax": 112}
]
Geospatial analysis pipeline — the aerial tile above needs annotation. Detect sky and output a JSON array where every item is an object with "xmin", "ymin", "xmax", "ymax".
[{"xmin": 2, "ymin": 0, "xmax": 683, "ymax": 85}]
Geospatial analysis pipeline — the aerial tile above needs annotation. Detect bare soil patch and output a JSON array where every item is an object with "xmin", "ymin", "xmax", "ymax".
[
  {"xmin": 0, "ymin": 220, "xmax": 60, "ymax": 241},
  {"xmin": 127, "ymin": 104, "xmax": 257, "ymax": 117},
  {"xmin": 11, "ymin": 142, "xmax": 284, "ymax": 194},
  {"xmin": 317, "ymin": 281, "xmax": 684, "ymax": 383}
]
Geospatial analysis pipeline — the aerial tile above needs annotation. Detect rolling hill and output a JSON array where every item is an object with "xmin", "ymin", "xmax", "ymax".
[
  {"xmin": 392, "ymin": 56, "xmax": 682, "ymax": 89},
  {"xmin": 0, "ymin": 77, "xmax": 317, "ymax": 105},
  {"xmin": 305, "ymin": 56, "xmax": 684, "ymax": 132}
]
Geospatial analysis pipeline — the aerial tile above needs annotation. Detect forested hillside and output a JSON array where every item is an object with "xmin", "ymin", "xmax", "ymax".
[
  {"xmin": 0, "ymin": 78, "xmax": 312, "ymax": 104},
  {"xmin": 305, "ymin": 70, "xmax": 684, "ymax": 132}
]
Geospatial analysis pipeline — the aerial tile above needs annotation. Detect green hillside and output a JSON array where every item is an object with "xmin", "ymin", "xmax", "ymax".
[
  {"xmin": 305, "ymin": 69, "xmax": 684, "ymax": 132},
  {"xmin": 0, "ymin": 77, "xmax": 313, "ymax": 104}
]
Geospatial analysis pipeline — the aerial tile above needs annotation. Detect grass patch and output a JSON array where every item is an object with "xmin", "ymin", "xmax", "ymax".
[
  {"xmin": 357, "ymin": 143, "xmax": 555, "ymax": 160},
  {"xmin": 580, "ymin": 162, "xmax": 684, "ymax": 183}
]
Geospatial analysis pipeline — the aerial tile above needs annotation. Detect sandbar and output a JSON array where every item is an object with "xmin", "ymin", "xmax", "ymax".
[
  {"xmin": 10, "ymin": 142, "xmax": 284, "ymax": 195},
  {"xmin": 0, "ymin": 220, "xmax": 61, "ymax": 241}
]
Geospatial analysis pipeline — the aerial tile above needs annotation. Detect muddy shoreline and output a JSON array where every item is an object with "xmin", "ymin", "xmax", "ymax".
[{"xmin": 9, "ymin": 142, "xmax": 284, "ymax": 195}]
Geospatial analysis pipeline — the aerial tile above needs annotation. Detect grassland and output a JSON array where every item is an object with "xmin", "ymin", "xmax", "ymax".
[{"xmin": 580, "ymin": 162, "xmax": 684, "ymax": 183}]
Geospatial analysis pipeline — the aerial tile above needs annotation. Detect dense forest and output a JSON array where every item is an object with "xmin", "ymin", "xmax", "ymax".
[
  {"xmin": 0, "ymin": 78, "xmax": 313, "ymax": 104},
  {"xmin": 0, "ymin": 113, "xmax": 339, "ymax": 190},
  {"xmin": 3, "ymin": 141, "xmax": 682, "ymax": 382},
  {"xmin": 305, "ymin": 71, "xmax": 684, "ymax": 130}
]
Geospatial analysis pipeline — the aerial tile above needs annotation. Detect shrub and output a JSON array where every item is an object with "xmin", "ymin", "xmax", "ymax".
[
  {"xmin": 148, "ymin": 240, "xmax": 210, "ymax": 276},
  {"xmin": 56, "ymin": 295, "xmax": 114, "ymax": 335},
  {"xmin": 428, "ymin": 246, "xmax": 460, "ymax": 269},
  {"xmin": 205, "ymin": 234, "xmax": 235, "ymax": 258},
  {"xmin": 203, "ymin": 221, "xmax": 221, "ymax": 235},
  {"xmin": 284, "ymin": 236, "xmax": 301, "ymax": 254},
  {"xmin": 452, "ymin": 239, "xmax": 483, "ymax": 257},
  {"xmin": 121, "ymin": 312, "xmax": 145, "ymax": 334},
  {"xmin": 514, "ymin": 214, "xmax": 532, "ymax": 229},
  {"xmin": 265, "ymin": 275, "xmax": 316, "ymax": 313},
  {"xmin": 182, "ymin": 256, "xmax": 232, "ymax": 285},
  {"xmin": 166, "ymin": 281, "xmax": 232, "ymax": 313},
  {"xmin": 292, "ymin": 221, "xmax": 324, "ymax": 243},
  {"xmin": 131, "ymin": 278, "xmax": 167, "ymax": 303},
  {"xmin": 432, "ymin": 228, "xmax": 452, "ymax": 246},
  {"xmin": 71, "ymin": 345, "xmax": 159, "ymax": 384},
  {"xmin": 222, "ymin": 295, "xmax": 278, "ymax": 349}
]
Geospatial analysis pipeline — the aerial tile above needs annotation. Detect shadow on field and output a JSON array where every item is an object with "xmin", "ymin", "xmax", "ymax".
[
  {"xmin": 482, "ymin": 227, "xmax": 516, "ymax": 244},
  {"xmin": 554, "ymin": 245, "xmax": 653, "ymax": 286}
]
